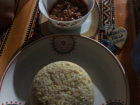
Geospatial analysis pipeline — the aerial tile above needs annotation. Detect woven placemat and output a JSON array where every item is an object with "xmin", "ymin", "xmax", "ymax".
[
  {"xmin": 0, "ymin": 1, "xmax": 138, "ymax": 56},
  {"xmin": 0, "ymin": 0, "xmax": 117, "ymax": 56},
  {"xmin": 0, "ymin": 0, "xmax": 20, "ymax": 57},
  {"xmin": 0, "ymin": 0, "xmax": 139, "ymax": 104}
]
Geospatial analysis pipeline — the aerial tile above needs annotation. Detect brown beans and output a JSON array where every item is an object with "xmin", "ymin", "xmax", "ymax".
[{"xmin": 49, "ymin": 0, "xmax": 88, "ymax": 21}]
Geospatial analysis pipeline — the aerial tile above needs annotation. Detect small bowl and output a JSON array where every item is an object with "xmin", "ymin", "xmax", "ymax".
[{"xmin": 39, "ymin": 0, "xmax": 95, "ymax": 30}]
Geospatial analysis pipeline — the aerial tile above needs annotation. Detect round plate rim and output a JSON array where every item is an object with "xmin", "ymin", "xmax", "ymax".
[{"xmin": 0, "ymin": 34, "xmax": 130, "ymax": 105}]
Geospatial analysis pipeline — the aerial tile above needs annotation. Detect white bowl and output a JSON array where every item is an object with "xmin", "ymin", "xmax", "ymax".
[{"xmin": 39, "ymin": 0, "xmax": 95, "ymax": 30}]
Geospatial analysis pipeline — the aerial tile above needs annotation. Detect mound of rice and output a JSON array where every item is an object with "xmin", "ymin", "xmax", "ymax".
[{"xmin": 31, "ymin": 61, "xmax": 94, "ymax": 105}]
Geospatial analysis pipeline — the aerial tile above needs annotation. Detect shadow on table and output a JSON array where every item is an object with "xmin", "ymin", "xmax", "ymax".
[
  {"xmin": 24, "ymin": 98, "xmax": 31, "ymax": 105},
  {"xmin": 13, "ymin": 55, "xmax": 42, "ymax": 105},
  {"xmin": 15, "ymin": 0, "xmax": 30, "ymax": 17}
]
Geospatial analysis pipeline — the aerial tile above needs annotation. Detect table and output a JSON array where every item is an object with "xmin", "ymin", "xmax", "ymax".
[{"xmin": 0, "ymin": 0, "xmax": 139, "ymax": 104}]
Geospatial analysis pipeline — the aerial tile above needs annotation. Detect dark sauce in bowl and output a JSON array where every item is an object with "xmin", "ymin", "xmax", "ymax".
[{"xmin": 49, "ymin": 0, "xmax": 88, "ymax": 21}]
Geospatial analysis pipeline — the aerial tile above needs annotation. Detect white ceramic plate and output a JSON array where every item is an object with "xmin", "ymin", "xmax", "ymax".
[{"xmin": 0, "ymin": 35, "xmax": 129, "ymax": 105}]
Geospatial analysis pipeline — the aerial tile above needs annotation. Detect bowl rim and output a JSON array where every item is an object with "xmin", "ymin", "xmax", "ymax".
[{"xmin": 39, "ymin": 0, "xmax": 96, "ymax": 23}]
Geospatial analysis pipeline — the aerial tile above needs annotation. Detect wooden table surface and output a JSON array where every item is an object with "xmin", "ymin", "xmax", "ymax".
[
  {"xmin": 0, "ymin": 0, "xmax": 140, "ymax": 104},
  {"xmin": 114, "ymin": 0, "xmax": 140, "ymax": 104}
]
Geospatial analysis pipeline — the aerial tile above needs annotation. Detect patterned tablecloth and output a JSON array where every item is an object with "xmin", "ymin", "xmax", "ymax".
[{"xmin": 0, "ymin": 0, "xmax": 140, "ymax": 104}]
